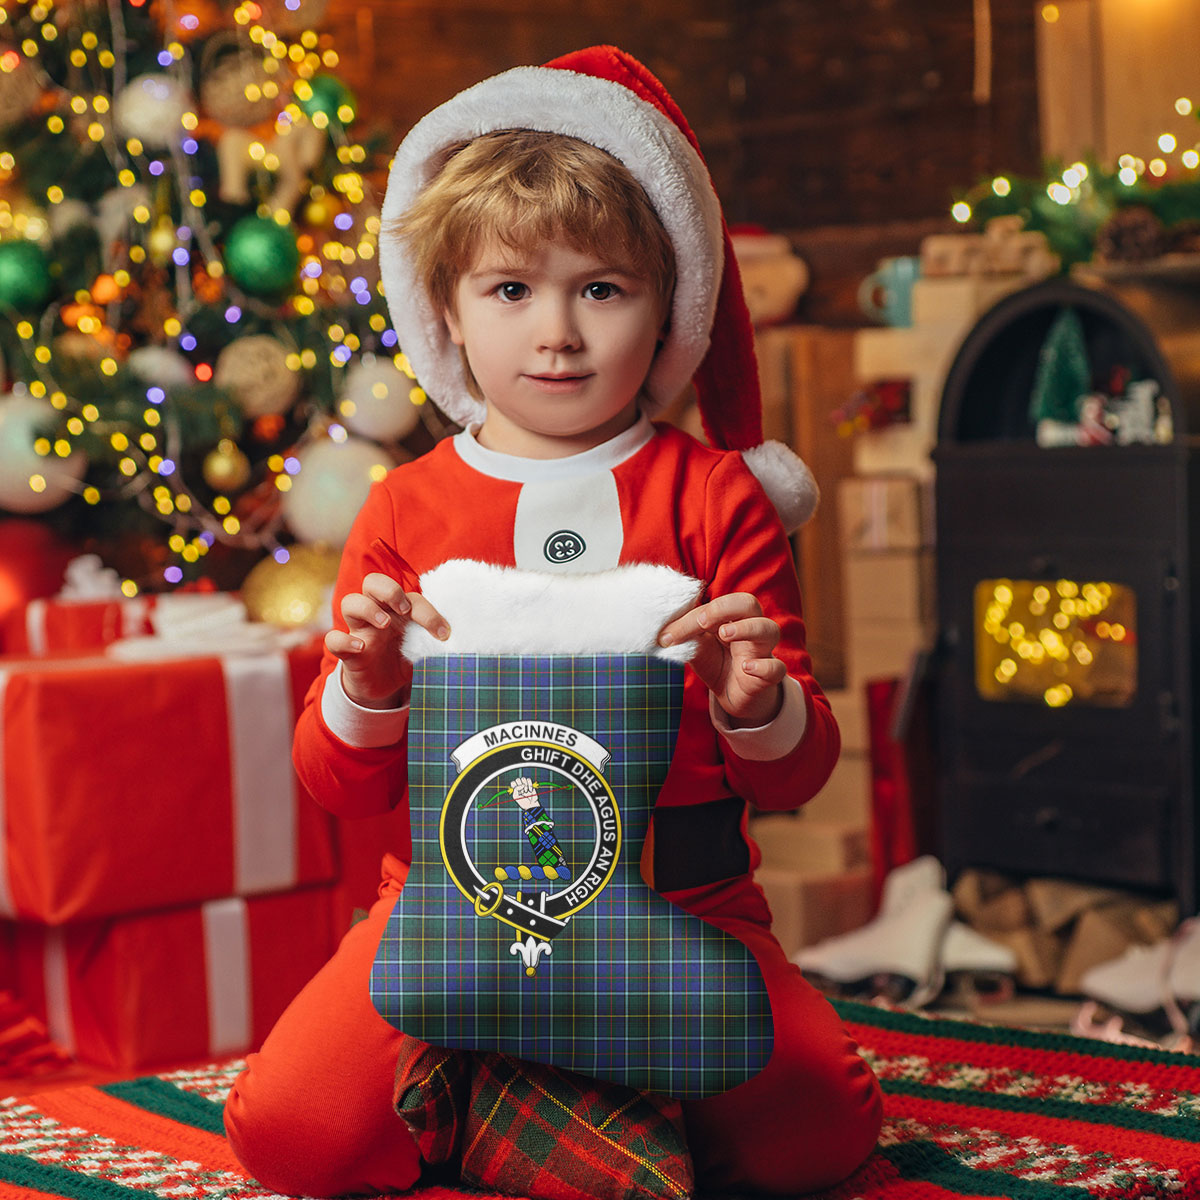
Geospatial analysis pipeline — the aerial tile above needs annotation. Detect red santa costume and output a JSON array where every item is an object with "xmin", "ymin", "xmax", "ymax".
[{"xmin": 224, "ymin": 46, "xmax": 882, "ymax": 1197}]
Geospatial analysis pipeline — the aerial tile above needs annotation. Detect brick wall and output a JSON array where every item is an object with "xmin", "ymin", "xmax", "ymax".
[{"xmin": 328, "ymin": 0, "xmax": 1041, "ymax": 237}]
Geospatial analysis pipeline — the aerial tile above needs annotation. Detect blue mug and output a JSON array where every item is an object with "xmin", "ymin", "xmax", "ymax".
[{"xmin": 858, "ymin": 255, "xmax": 922, "ymax": 326}]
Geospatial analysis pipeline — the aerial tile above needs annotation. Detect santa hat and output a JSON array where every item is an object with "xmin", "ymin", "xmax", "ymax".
[{"xmin": 379, "ymin": 45, "xmax": 818, "ymax": 530}]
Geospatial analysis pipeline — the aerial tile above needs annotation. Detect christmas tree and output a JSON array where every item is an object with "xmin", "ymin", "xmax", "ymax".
[{"xmin": 0, "ymin": 0, "xmax": 441, "ymax": 595}]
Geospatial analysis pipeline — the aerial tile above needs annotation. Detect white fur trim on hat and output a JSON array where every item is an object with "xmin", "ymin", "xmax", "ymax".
[
  {"xmin": 401, "ymin": 559, "xmax": 702, "ymax": 662},
  {"xmin": 379, "ymin": 65, "xmax": 724, "ymax": 430}
]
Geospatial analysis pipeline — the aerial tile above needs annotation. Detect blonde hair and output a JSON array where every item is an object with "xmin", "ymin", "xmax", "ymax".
[{"xmin": 391, "ymin": 129, "xmax": 676, "ymax": 325}]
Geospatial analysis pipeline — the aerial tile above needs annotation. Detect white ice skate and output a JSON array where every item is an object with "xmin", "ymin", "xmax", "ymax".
[
  {"xmin": 941, "ymin": 920, "xmax": 1018, "ymax": 1004},
  {"xmin": 793, "ymin": 856, "xmax": 954, "ymax": 1008},
  {"xmin": 1077, "ymin": 917, "xmax": 1200, "ymax": 1048}
]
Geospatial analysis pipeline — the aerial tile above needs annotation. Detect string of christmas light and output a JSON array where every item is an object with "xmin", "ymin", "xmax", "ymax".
[
  {"xmin": 976, "ymin": 578, "xmax": 1136, "ymax": 709},
  {"xmin": 949, "ymin": 56, "xmax": 1200, "ymax": 268},
  {"xmin": 0, "ymin": 0, "xmax": 441, "ymax": 593}
]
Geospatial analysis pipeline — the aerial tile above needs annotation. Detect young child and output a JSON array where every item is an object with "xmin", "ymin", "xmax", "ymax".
[{"xmin": 225, "ymin": 46, "xmax": 882, "ymax": 1197}]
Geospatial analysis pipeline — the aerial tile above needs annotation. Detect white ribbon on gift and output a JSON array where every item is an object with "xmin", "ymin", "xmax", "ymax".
[
  {"xmin": 202, "ymin": 896, "xmax": 253, "ymax": 1055},
  {"xmin": 40, "ymin": 896, "xmax": 253, "ymax": 1059},
  {"xmin": 221, "ymin": 653, "xmax": 299, "ymax": 896},
  {"xmin": 23, "ymin": 595, "xmax": 152, "ymax": 655}
]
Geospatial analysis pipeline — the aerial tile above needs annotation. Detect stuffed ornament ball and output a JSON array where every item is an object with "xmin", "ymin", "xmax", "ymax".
[
  {"xmin": 0, "ymin": 240, "xmax": 53, "ymax": 311},
  {"xmin": 0, "ymin": 390, "xmax": 87, "ymax": 514},
  {"xmin": 224, "ymin": 215, "xmax": 301, "ymax": 295},
  {"xmin": 200, "ymin": 48, "xmax": 278, "ymax": 127},
  {"xmin": 281, "ymin": 435, "xmax": 392, "ymax": 546},
  {"xmin": 127, "ymin": 345, "xmax": 196, "ymax": 388},
  {"xmin": 113, "ymin": 74, "xmax": 192, "ymax": 147},
  {"xmin": 47, "ymin": 199, "xmax": 95, "ymax": 240},
  {"xmin": 338, "ymin": 354, "xmax": 421, "ymax": 442},
  {"xmin": 214, "ymin": 334, "xmax": 301, "ymax": 418}
]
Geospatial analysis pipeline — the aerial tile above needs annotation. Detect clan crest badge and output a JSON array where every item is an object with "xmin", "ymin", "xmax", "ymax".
[{"xmin": 439, "ymin": 722, "xmax": 621, "ymax": 975}]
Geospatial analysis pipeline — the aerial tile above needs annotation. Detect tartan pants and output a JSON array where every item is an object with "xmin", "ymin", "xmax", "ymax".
[{"xmin": 224, "ymin": 853, "xmax": 883, "ymax": 1197}]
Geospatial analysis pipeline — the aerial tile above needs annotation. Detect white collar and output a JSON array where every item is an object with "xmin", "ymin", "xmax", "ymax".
[{"xmin": 451, "ymin": 411, "xmax": 654, "ymax": 483}]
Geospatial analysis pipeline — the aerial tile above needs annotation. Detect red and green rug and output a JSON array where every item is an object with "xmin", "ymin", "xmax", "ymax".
[{"xmin": 2, "ymin": 998, "xmax": 1200, "ymax": 1200}]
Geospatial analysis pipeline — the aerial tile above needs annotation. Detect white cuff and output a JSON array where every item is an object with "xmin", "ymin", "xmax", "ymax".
[
  {"xmin": 320, "ymin": 661, "xmax": 410, "ymax": 748},
  {"xmin": 710, "ymin": 675, "xmax": 808, "ymax": 762}
]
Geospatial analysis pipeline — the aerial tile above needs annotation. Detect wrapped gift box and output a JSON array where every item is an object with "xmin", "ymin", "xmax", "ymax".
[
  {"xmin": 11, "ymin": 886, "xmax": 338, "ymax": 1071},
  {"xmin": 0, "ymin": 641, "xmax": 338, "ymax": 923},
  {"xmin": 4, "ymin": 596, "xmax": 156, "ymax": 655}
]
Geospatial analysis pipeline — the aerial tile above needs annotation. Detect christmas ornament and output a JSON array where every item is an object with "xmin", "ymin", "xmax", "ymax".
[
  {"xmin": 0, "ymin": 239, "xmax": 53, "ymax": 310},
  {"xmin": 48, "ymin": 199, "xmax": 95, "ymax": 240},
  {"xmin": 0, "ymin": 519, "xmax": 76, "ymax": 635},
  {"xmin": 224, "ymin": 215, "xmax": 301, "ymax": 295},
  {"xmin": 338, "ymin": 354, "xmax": 421, "ymax": 442},
  {"xmin": 202, "ymin": 437, "xmax": 252, "ymax": 491},
  {"xmin": 147, "ymin": 217, "xmax": 178, "ymax": 268},
  {"xmin": 151, "ymin": 0, "xmax": 226, "ymax": 42},
  {"xmin": 1095, "ymin": 206, "xmax": 1167, "ymax": 263},
  {"xmin": 217, "ymin": 120, "xmax": 325, "ymax": 211},
  {"xmin": 0, "ymin": 53, "xmax": 43, "ymax": 131},
  {"xmin": 96, "ymin": 184, "xmax": 152, "ymax": 267},
  {"xmin": 241, "ymin": 542, "xmax": 340, "ymax": 628},
  {"xmin": 0, "ymin": 389, "xmax": 87, "ymax": 514},
  {"xmin": 261, "ymin": 0, "xmax": 331, "ymax": 35},
  {"xmin": 127, "ymin": 345, "xmax": 195, "ymax": 387},
  {"xmin": 295, "ymin": 74, "xmax": 355, "ymax": 128},
  {"xmin": 281, "ymin": 434, "xmax": 392, "ymax": 545},
  {"xmin": 214, "ymin": 334, "xmax": 301, "ymax": 417},
  {"xmin": 200, "ymin": 43, "xmax": 278, "ymax": 127},
  {"xmin": 112, "ymin": 74, "xmax": 192, "ymax": 148},
  {"xmin": 52, "ymin": 329, "xmax": 110, "ymax": 363},
  {"xmin": 252, "ymin": 413, "xmax": 287, "ymax": 441}
]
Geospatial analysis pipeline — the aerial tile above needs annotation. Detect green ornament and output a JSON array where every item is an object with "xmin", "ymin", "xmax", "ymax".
[
  {"xmin": 296, "ymin": 74, "xmax": 356, "ymax": 127},
  {"xmin": 0, "ymin": 240, "xmax": 53, "ymax": 311},
  {"xmin": 224, "ymin": 215, "xmax": 301, "ymax": 296}
]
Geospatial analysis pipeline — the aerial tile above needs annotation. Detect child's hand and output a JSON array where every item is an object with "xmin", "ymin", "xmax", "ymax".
[
  {"xmin": 324, "ymin": 573, "xmax": 449, "ymax": 709},
  {"xmin": 658, "ymin": 592, "xmax": 786, "ymax": 727}
]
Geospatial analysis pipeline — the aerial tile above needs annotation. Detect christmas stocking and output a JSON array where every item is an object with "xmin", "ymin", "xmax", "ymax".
[{"xmin": 370, "ymin": 562, "xmax": 773, "ymax": 1098}]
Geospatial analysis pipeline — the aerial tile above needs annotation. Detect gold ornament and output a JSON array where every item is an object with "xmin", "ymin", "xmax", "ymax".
[
  {"xmin": 303, "ymin": 196, "xmax": 332, "ymax": 228},
  {"xmin": 241, "ymin": 543, "xmax": 340, "ymax": 628},
  {"xmin": 148, "ymin": 217, "xmax": 178, "ymax": 267},
  {"xmin": 202, "ymin": 437, "xmax": 252, "ymax": 491}
]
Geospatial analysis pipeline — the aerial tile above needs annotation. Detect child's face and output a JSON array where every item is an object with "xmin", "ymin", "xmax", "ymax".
[{"xmin": 443, "ymin": 238, "xmax": 663, "ymax": 457}]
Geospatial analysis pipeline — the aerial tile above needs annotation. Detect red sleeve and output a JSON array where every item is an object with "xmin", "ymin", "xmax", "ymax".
[
  {"xmin": 291, "ymin": 480, "xmax": 412, "ymax": 838},
  {"xmin": 702, "ymin": 452, "xmax": 840, "ymax": 811}
]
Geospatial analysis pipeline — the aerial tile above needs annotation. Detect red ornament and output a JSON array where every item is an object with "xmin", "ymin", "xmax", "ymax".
[{"xmin": 0, "ymin": 519, "xmax": 77, "ymax": 652}]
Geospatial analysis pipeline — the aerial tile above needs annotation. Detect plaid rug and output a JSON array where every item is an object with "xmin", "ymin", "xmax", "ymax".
[
  {"xmin": 4, "ymin": 1000, "xmax": 1200, "ymax": 1199},
  {"xmin": 370, "ymin": 655, "xmax": 772, "ymax": 1098}
]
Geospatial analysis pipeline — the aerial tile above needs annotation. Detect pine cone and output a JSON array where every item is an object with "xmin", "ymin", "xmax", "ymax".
[
  {"xmin": 1166, "ymin": 220, "xmax": 1200, "ymax": 255},
  {"xmin": 1095, "ymin": 206, "xmax": 1167, "ymax": 263}
]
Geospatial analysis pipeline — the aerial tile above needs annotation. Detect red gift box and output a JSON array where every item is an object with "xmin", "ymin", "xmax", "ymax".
[
  {"xmin": 12, "ymin": 886, "xmax": 338, "ymax": 1071},
  {"xmin": 4, "ymin": 597, "xmax": 156, "ymax": 654},
  {"xmin": 0, "ymin": 642, "xmax": 338, "ymax": 923}
]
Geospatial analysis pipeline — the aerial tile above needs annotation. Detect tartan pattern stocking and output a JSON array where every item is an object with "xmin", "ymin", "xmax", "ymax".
[{"xmin": 370, "ymin": 654, "xmax": 772, "ymax": 1097}]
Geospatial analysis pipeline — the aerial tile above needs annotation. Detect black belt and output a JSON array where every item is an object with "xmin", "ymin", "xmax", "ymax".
[{"xmin": 649, "ymin": 796, "xmax": 750, "ymax": 892}]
